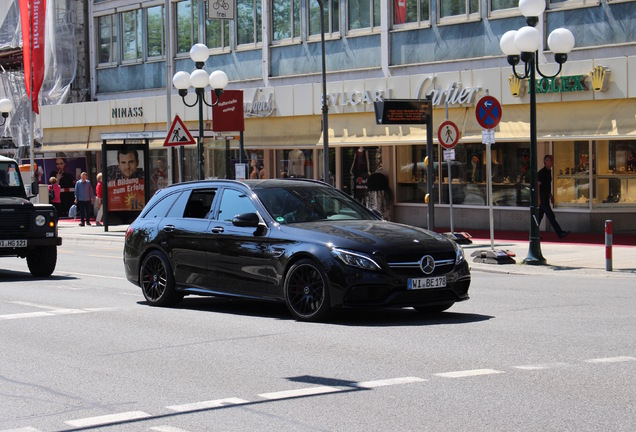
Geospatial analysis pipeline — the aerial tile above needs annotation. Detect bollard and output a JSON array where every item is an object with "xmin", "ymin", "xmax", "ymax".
[{"xmin": 605, "ymin": 220, "xmax": 612, "ymax": 272}]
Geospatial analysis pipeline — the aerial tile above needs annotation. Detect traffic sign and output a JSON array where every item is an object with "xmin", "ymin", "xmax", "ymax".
[
  {"xmin": 438, "ymin": 120, "xmax": 459, "ymax": 149},
  {"xmin": 164, "ymin": 115, "xmax": 196, "ymax": 147},
  {"xmin": 475, "ymin": 96, "xmax": 502, "ymax": 129}
]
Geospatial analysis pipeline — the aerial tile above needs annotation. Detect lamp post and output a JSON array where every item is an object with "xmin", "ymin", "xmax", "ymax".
[
  {"xmin": 172, "ymin": 44, "xmax": 228, "ymax": 180},
  {"xmin": 317, "ymin": 0, "xmax": 330, "ymax": 184},
  {"xmin": 500, "ymin": 0, "xmax": 574, "ymax": 265},
  {"xmin": 0, "ymin": 98, "xmax": 13, "ymax": 126}
]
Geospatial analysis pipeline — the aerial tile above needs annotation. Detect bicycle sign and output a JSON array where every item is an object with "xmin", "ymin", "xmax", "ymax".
[{"xmin": 208, "ymin": 0, "xmax": 234, "ymax": 19}]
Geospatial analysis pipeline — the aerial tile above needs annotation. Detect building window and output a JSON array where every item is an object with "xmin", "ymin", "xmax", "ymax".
[
  {"xmin": 98, "ymin": 14, "xmax": 119, "ymax": 65},
  {"xmin": 122, "ymin": 9, "xmax": 143, "ymax": 62},
  {"xmin": 237, "ymin": 0, "xmax": 263, "ymax": 45},
  {"xmin": 438, "ymin": 0, "xmax": 479, "ymax": 19},
  {"xmin": 176, "ymin": 0, "xmax": 199, "ymax": 54},
  {"xmin": 272, "ymin": 0, "xmax": 301, "ymax": 41},
  {"xmin": 348, "ymin": 0, "xmax": 381, "ymax": 31},
  {"xmin": 309, "ymin": 0, "xmax": 339, "ymax": 36},
  {"xmin": 490, "ymin": 0, "xmax": 517, "ymax": 11},
  {"xmin": 206, "ymin": 3, "xmax": 231, "ymax": 49},
  {"xmin": 146, "ymin": 6, "xmax": 165, "ymax": 58},
  {"xmin": 393, "ymin": 0, "xmax": 429, "ymax": 25},
  {"xmin": 549, "ymin": 0, "xmax": 600, "ymax": 8}
]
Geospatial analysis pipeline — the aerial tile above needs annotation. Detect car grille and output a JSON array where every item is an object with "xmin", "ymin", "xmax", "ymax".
[
  {"xmin": 0, "ymin": 210, "xmax": 32, "ymax": 235},
  {"xmin": 386, "ymin": 252, "xmax": 456, "ymax": 277}
]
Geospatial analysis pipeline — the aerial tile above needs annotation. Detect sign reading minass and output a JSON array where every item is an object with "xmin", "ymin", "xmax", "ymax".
[{"xmin": 374, "ymin": 100, "xmax": 432, "ymax": 125}]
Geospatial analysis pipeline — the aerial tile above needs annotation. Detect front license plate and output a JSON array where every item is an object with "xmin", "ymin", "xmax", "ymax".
[
  {"xmin": 408, "ymin": 276, "xmax": 446, "ymax": 290},
  {"xmin": 0, "ymin": 239, "xmax": 27, "ymax": 248}
]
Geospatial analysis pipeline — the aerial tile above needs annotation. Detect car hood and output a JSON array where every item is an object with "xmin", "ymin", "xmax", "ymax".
[
  {"xmin": 279, "ymin": 220, "xmax": 455, "ymax": 254},
  {"xmin": 0, "ymin": 196, "xmax": 32, "ymax": 206}
]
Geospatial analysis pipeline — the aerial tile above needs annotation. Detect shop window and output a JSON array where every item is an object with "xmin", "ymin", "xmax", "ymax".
[
  {"xmin": 348, "ymin": 0, "xmax": 381, "ymax": 31},
  {"xmin": 272, "ymin": 0, "xmax": 301, "ymax": 42},
  {"xmin": 396, "ymin": 142, "xmax": 531, "ymax": 207},
  {"xmin": 309, "ymin": 0, "xmax": 339, "ymax": 37},
  {"xmin": 393, "ymin": 0, "xmax": 430, "ymax": 26},
  {"xmin": 277, "ymin": 149, "xmax": 314, "ymax": 179},
  {"xmin": 594, "ymin": 140, "xmax": 636, "ymax": 206},
  {"xmin": 206, "ymin": 3, "xmax": 231, "ymax": 49},
  {"xmin": 122, "ymin": 9, "xmax": 143, "ymax": 62},
  {"xmin": 237, "ymin": 0, "xmax": 263, "ymax": 45},
  {"xmin": 146, "ymin": 6, "xmax": 165, "ymax": 58},
  {"xmin": 98, "ymin": 14, "xmax": 119, "ymax": 65},
  {"xmin": 438, "ymin": 0, "xmax": 479, "ymax": 22},
  {"xmin": 340, "ymin": 147, "xmax": 381, "ymax": 205},
  {"xmin": 554, "ymin": 141, "xmax": 591, "ymax": 207},
  {"xmin": 149, "ymin": 151, "xmax": 169, "ymax": 197}
]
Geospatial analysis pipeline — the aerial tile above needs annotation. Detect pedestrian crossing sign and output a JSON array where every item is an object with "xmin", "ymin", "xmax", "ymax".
[{"xmin": 164, "ymin": 115, "xmax": 196, "ymax": 147}]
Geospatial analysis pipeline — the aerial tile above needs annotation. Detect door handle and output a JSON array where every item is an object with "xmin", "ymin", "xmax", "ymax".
[
  {"xmin": 164, "ymin": 224, "xmax": 175, "ymax": 232},
  {"xmin": 211, "ymin": 226, "xmax": 224, "ymax": 234}
]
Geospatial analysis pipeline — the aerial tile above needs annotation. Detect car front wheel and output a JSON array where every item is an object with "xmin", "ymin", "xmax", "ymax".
[
  {"xmin": 284, "ymin": 259, "xmax": 331, "ymax": 322},
  {"xmin": 140, "ymin": 251, "xmax": 183, "ymax": 307}
]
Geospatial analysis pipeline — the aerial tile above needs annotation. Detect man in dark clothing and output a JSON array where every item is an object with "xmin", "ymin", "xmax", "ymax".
[{"xmin": 537, "ymin": 154, "xmax": 569, "ymax": 239}]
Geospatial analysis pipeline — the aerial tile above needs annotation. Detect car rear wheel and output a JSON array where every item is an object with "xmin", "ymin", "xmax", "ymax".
[
  {"xmin": 413, "ymin": 302, "xmax": 454, "ymax": 314},
  {"xmin": 140, "ymin": 251, "xmax": 183, "ymax": 307},
  {"xmin": 284, "ymin": 259, "xmax": 331, "ymax": 322}
]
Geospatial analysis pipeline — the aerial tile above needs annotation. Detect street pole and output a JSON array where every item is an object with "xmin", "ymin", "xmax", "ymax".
[
  {"xmin": 318, "ymin": 0, "xmax": 329, "ymax": 184},
  {"xmin": 197, "ymin": 89, "xmax": 205, "ymax": 180}
]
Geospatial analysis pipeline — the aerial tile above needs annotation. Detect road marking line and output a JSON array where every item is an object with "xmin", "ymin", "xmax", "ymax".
[
  {"xmin": 166, "ymin": 397, "xmax": 249, "ymax": 412},
  {"xmin": 513, "ymin": 362, "xmax": 571, "ymax": 370},
  {"xmin": 150, "ymin": 426, "xmax": 193, "ymax": 432},
  {"xmin": 356, "ymin": 376, "xmax": 426, "ymax": 388},
  {"xmin": 0, "ymin": 307, "xmax": 115, "ymax": 321},
  {"xmin": 258, "ymin": 386, "xmax": 341, "ymax": 400},
  {"xmin": 65, "ymin": 411, "xmax": 151, "ymax": 428},
  {"xmin": 0, "ymin": 312, "xmax": 53, "ymax": 320},
  {"xmin": 434, "ymin": 369, "xmax": 505, "ymax": 378},
  {"xmin": 584, "ymin": 356, "xmax": 636, "ymax": 364},
  {"xmin": 0, "ymin": 428, "xmax": 43, "ymax": 432}
]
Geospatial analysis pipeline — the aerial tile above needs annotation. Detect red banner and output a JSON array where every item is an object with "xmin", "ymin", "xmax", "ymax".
[
  {"xmin": 19, "ymin": 0, "xmax": 46, "ymax": 114},
  {"xmin": 212, "ymin": 90, "xmax": 245, "ymax": 132}
]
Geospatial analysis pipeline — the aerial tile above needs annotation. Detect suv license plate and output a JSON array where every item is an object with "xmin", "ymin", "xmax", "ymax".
[
  {"xmin": 0, "ymin": 239, "xmax": 27, "ymax": 248},
  {"xmin": 408, "ymin": 276, "xmax": 446, "ymax": 290}
]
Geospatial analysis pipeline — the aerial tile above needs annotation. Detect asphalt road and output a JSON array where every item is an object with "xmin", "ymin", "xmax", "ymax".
[{"xmin": 1, "ymin": 238, "xmax": 635, "ymax": 432}]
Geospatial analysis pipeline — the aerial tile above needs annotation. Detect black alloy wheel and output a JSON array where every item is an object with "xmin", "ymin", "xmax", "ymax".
[
  {"xmin": 140, "ymin": 251, "xmax": 183, "ymax": 307},
  {"xmin": 284, "ymin": 259, "xmax": 330, "ymax": 321}
]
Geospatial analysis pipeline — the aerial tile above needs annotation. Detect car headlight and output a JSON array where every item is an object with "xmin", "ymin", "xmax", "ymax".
[
  {"xmin": 35, "ymin": 215, "xmax": 46, "ymax": 227},
  {"xmin": 332, "ymin": 248, "xmax": 381, "ymax": 271},
  {"xmin": 453, "ymin": 242, "xmax": 465, "ymax": 265}
]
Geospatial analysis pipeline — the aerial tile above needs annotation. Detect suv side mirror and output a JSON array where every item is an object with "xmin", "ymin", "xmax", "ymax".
[{"xmin": 31, "ymin": 181, "xmax": 39, "ymax": 196}]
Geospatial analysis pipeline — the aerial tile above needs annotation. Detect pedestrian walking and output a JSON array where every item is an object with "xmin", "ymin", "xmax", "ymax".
[
  {"xmin": 74, "ymin": 172, "xmax": 94, "ymax": 226},
  {"xmin": 95, "ymin": 172, "xmax": 103, "ymax": 226},
  {"xmin": 538, "ymin": 155, "xmax": 569, "ymax": 239},
  {"xmin": 48, "ymin": 177, "xmax": 62, "ymax": 215}
]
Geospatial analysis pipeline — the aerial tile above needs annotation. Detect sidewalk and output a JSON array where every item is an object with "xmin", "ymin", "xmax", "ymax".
[{"xmin": 57, "ymin": 218, "xmax": 636, "ymax": 278}]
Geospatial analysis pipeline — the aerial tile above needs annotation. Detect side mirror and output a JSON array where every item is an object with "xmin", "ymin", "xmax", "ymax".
[
  {"xmin": 31, "ymin": 181, "xmax": 39, "ymax": 196},
  {"xmin": 232, "ymin": 212, "xmax": 260, "ymax": 228}
]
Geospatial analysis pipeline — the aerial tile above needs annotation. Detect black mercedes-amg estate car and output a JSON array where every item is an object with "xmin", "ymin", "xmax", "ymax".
[{"xmin": 124, "ymin": 179, "xmax": 471, "ymax": 321}]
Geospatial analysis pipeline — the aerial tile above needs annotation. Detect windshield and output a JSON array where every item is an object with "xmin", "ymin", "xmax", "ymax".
[
  {"xmin": 254, "ymin": 185, "xmax": 375, "ymax": 224},
  {"xmin": 0, "ymin": 161, "xmax": 25, "ymax": 197}
]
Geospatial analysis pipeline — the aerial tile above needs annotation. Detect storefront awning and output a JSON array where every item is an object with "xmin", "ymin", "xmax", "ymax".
[
  {"xmin": 41, "ymin": 127, "xmax": 89, "ymax": 153},
  {"xmin": 88, "ymin": 125, "xmax": 168, "ymax": 150},
  {"xmin": 243, "ymin": 116, "xmax": 322, "ymax": 148}
]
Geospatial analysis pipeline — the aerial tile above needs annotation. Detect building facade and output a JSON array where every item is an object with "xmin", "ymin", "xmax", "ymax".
[{"xmin": 26, "ymin": 0, "xmax": 636, "ymax": 231}]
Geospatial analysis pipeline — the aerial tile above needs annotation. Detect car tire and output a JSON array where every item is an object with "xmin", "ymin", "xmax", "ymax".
[
  {"xmin": 284, "ymin": 259, "xmax": 331, "ymax": 322},
  {"xmin": 140, "ymin": 250, "xmax": 183, "ymax": 307},
  {"xmin": 413, "ymin": 302, "xmax": 454, "ymax": 314},
  {"xmin": 26, "ymin": 246, "xmax": 57, "ymax": 277}
]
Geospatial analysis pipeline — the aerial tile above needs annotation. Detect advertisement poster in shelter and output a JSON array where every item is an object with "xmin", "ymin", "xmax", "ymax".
[{"xmin": 106, "ymin": 147, "xmax": 146, "ymax": 211}]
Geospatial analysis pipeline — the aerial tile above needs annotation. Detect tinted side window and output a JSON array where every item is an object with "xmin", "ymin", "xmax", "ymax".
[
  {"xmin": 142, "ymin": 191, "xmax": 182, "ymax": 219},
  {"xmin": 216, "ymin": 189, "xmax": 258, "ymax": 222},
  {"xmin": 183, "ymin": 189, "xmax": 216, "ymax": 219}
]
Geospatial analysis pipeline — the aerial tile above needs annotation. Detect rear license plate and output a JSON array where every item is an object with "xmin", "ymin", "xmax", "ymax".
[
  {"xmin": 0, "ymin": 239, "xmax": 27, "ymax": 248},
  {"xmin": 408, "ymin": 276, "xmax": 446, "ymax": 290}
]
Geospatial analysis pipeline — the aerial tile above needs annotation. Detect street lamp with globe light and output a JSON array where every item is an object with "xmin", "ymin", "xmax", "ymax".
[
  {"xmin": 0, "ymin": 98, "xmax": 13, "ymax": 126},
  {"xmin": 500, "ymin": 0, "xmax": 574, "ymax": 265},
  {"xmin": 172, "ymin": 43, "xmax": 229, "ymax": 180}
]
